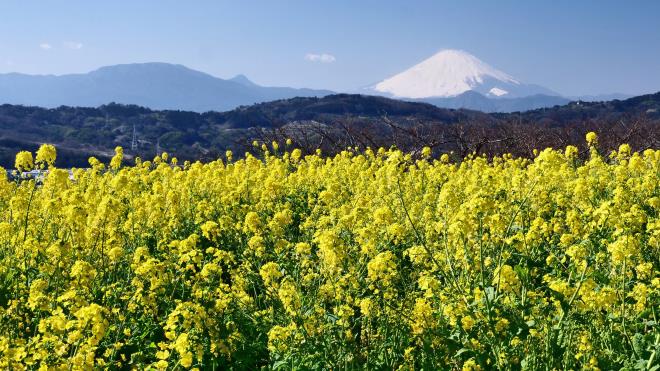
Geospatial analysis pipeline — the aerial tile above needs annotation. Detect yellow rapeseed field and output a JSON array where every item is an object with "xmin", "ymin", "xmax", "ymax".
[{"xmin": 0, "ymin": 133, "xmax": 658, "ymax": 369}]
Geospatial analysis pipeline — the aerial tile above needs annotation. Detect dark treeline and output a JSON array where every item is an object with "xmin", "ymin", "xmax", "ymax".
[
  {"xmin": 0, "ymin": 92, "xmax": 658, "ymax": 168},
  {"xmin": 247, "ymin": 115, "xmax": 659, "ymax": 161}
]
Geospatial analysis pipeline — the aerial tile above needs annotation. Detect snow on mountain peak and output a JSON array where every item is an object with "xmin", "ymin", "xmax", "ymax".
[
  {"xmin": 373, "ymin": 49, "xmax": 521, "ymax": 98},
  {"xmin": 489, "ymin": 87, "xmax": 509, "ymax": 97}
]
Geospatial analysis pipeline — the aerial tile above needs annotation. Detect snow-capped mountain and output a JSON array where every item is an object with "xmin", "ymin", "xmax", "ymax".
[{"xmin": 368, "ymin": 49, "xmax": 558, "ymax": 99}]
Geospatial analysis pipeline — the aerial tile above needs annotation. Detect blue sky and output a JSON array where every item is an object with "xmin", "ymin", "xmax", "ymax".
[{"xmin": 0, "ymin": 0, "xmax": 658, "ymax": 96}]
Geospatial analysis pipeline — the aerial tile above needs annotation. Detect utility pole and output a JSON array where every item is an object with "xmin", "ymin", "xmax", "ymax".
[{"xmin": 131, "ymin": 124, "xmax": 138, "ymax": 151}]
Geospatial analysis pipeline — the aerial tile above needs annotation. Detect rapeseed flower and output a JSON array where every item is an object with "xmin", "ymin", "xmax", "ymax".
[{"xmin": 0, "ymin": 137, "xmax": 656, "ymax": 369}]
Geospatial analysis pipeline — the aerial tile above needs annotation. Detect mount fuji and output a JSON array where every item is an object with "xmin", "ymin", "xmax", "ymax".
[
  {"xmin": 369, "ymin": 49, "xmax": 558, "ymax": 99},
  {"xmin": 364, "ymin": 49, "xmax": 568, "ymax": 112}
]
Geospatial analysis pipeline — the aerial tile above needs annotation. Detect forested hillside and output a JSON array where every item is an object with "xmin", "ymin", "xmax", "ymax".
[{"xmin": 0, "ymin": 92, "xmax": 658, "ymax": 167}]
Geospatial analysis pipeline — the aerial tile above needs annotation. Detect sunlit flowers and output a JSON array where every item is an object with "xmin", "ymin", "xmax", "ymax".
[
  {"xmin": 35, "ymin": 143, "xmax": 57, "ymax": 168},
  {"xmin": 0, "ymin": 136, "xmax": 657, "ymax": 369},
  {"xmin": 14, "ymin": 150, "xmax": 34, "ymax": 172}
]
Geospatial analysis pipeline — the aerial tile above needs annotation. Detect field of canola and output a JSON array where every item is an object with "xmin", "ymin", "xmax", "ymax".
[{"xmin": 0, "ymin": 133, "xmax": 658, "ymax": 370}]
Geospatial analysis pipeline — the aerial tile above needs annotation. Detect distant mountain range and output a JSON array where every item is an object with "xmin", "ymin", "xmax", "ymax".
[
  {"xmin": 0, "ymin": 55, "xmax": 637, "ymax": 113},
  {"xmin": 364, "ymin": 49, "xmax": 634, "ymax": 112},
  {"xmin": 416, "ymin": 91, "xmax": 570, "ymax": 113},
  {"xmin": 0, "ymin": 63, "xmax": 332, "ymax": 112}
]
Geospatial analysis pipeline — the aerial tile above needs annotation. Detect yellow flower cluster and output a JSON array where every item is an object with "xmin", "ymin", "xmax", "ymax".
[
  {"xmin": 14, "ymin": 150, "xmax": 34, "ymax": 172},
  {"xmin": 0, "ymin": 137, "xmax": 657, "ymax": 369},
  {"xmin": 35, "ymin": 144, "xmax": 57, "ymax": 168}
]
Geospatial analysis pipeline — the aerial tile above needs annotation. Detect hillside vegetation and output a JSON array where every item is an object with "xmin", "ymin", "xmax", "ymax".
[{"xmin": 0, "ymin": 92, "xmax": 658, "ymax": 168}]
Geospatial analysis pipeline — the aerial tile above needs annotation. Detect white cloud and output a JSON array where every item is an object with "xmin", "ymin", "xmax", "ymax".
[
  {"xmin": 63, "ymin": 41, "xmax": 83, "ymax": 50},
  {"xmin": 304, "ymin": 53, "xmax": 336, "ymax": 63},
  {"xmin": 39, "ymin": 43, "xmax": 52, "ymax": 50}
]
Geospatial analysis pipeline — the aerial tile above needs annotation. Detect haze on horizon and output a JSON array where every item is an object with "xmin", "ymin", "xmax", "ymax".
[{"xmin": 0, "ymin": 0, "xmax": 658, "ymax": 97}]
